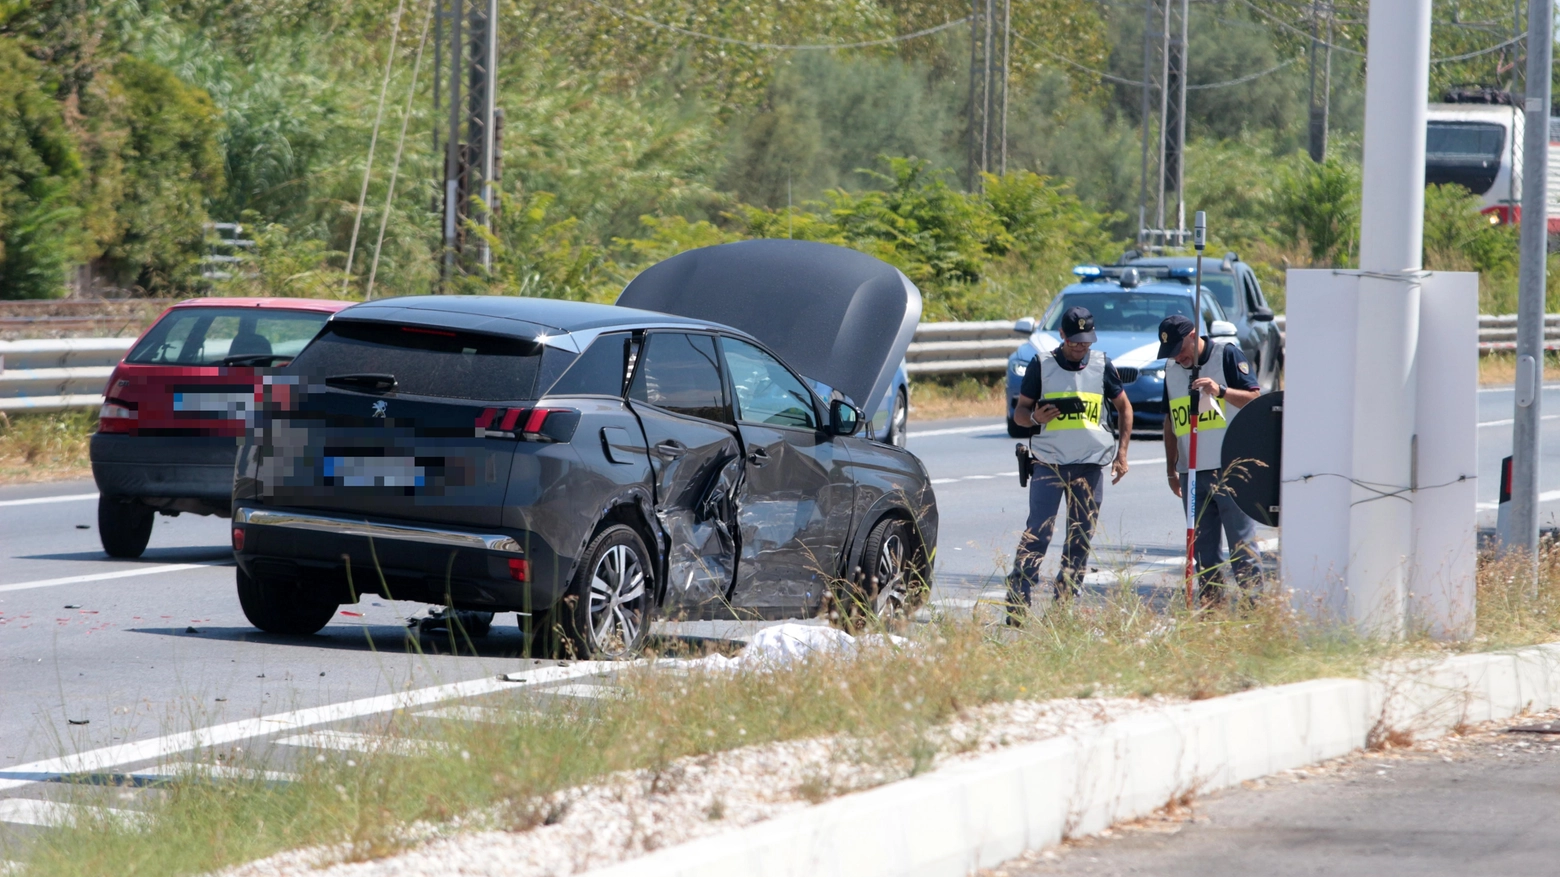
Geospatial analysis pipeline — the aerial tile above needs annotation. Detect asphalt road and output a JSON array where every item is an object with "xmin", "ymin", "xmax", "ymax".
[
  {"xmin": 2, "ymin": 388, "xmax": 1558, "ymax": 772},
  {"xmin": 1003, "ymin": 723, "xmax": 1560, "ymax": 877}
]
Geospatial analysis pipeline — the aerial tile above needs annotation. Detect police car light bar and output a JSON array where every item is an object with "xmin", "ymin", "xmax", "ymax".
[
  {"xmin": 1167, "ymin": 266, "xmax": 1197, "ymax": 278},
  {"xmin": 1072, "ymin": 265, "xmax": 1104, "ymax": 277}
]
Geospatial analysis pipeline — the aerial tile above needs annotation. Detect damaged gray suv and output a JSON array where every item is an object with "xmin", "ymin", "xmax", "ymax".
[{"xmin": 231, "ymin": 241, "xmax": 939, "ymax": 657}]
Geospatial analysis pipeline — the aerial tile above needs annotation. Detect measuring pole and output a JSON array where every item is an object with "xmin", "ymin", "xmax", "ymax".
[{"xmin": 1185, "ymin": 210, "xmax": 1206, "ymax": 608}]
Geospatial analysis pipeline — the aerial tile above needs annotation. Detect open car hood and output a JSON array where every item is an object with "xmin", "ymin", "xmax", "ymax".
[{"xmin": 616, "ymin": 240, "xmax": 922, "ymax": 418}]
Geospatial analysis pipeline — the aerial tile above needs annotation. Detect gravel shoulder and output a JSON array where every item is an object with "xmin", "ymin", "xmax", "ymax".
[
  {"xmin": 222, "ymin": 695, "xmax": 1178, "ymax": 877},
  {"xmin": 984, "ymin": 709, "xmax": 1560, "ymax": 877}
]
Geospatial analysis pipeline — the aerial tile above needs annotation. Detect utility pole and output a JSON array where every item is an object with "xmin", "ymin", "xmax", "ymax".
[
  {"xmin": 1306, "ymin": 0, "xmax": 1333, "ymax": 162},
  {"xmin": 967, "ymin": 0, "xmax": 1007, "ymax": 187},
  {"xmin": 1136, "ymin": 0, "xmax": 1156, "ymax": 248},
  {"xmin": 1509, "ymin": 0, "xmax": 1554, "ymax": 567},
  {"xmin": 437, "ymin": 0, "xmax": 498, "ymax": 289},
  {"xmin": 1149, "ymin": 0, "xmax": 1188, "ymax": 247},
  {"xmin": 1000, "ymin": 0, "xmax": 1010, "ymax": 175}
]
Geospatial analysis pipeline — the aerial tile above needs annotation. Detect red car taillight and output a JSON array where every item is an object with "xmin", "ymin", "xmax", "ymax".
[
  {"xmin": 231, "ymin": 527, "xmax": 245, "ymax": 551},
  {"xmin": 475, "ymin": 407, "xmax": 579, "ymax": 442},
  {"xmin": 507, "ymin": 558, "xmax": 528, "ymax": 582},
  {"xmin": 97, "ymin": 400, "xmax": 137, "ymax": 434}
]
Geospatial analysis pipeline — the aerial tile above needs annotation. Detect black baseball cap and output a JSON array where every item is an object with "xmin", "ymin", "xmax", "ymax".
[
  {"xmin": 1059, "ymin": 306, "xmax": 1097, "ymax": 342},
  {"xmin": 1157, "ymin": 314, "xmax": 1196, "ymax": 358}
]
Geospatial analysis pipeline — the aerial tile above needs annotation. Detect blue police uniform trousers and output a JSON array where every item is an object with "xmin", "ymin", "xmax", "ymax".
[
  {"xmin": 1180, "ymin": 467, "xmax": 1263, "ymax": 602},
  {"xmin": 1008, "ymin": 462, "xmax": 1104, "ymax": 604}
]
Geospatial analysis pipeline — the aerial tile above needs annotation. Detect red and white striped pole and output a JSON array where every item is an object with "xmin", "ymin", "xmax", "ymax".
[{"xmin": 1184, "ymin": 210, "xmax": 1206, "ymax": 610}]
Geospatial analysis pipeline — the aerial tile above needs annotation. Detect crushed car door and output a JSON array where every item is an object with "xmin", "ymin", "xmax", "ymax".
[
  {"xmin": 626, "ymin": 331, "xmax": 742, "ymax": 615},
  {"xmin": 720, "ymin": 336, "xmax": 855, "ymax": 614}
]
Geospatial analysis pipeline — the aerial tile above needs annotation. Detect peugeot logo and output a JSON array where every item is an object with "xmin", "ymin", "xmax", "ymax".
[{"xmin": 371, "ymin": 400, "xmax": 387, "ymax": 418}]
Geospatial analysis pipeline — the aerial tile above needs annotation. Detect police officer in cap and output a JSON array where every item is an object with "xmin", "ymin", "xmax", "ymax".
[
  {"xmin": 1007, "ymin": 306, "xmax": 1133, "ymax": 617},
  {"xmin": 1157, "ymin": 314, "xmax": 1263, "ymax": 604}
]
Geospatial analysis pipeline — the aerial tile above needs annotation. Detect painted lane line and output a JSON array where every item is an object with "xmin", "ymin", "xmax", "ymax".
[
  {"xmin": 1477, "ymin": 414, "xmax": 1560, "ymax": 428},
  {"xmin": 0, "ymin": 797, "xmax": 144, "ymax": 828},
  {"xmin": 930, "ymin": 457, "xmax": 1168, "ymax": 486},
  {"xmin": 1477, "ymin": 489, "xmax": 1560, "ymax": 511},
  {"xmin": 278, "ymin": 730, "xmax": 448, "ymax": 757},
  {"xmin": 417, "ymin": 706, "xmax": 516, "ymax": 724},
  {"xmin": 0, "ymin": 661, "xmax": 624, "ymax": 792},
  {"xmin": 1478, "ymin": 383, "xmax": 1560, "ymax": 393},
  {"xmin": 908, "ymin": 423, "xmax": 1005, "ymax": 438},
  {"xmin": 0, "ymin": 492, "xmax": 98, "ymax": 509},
  {"xmin": 130, "ymin": 763, "xmax": 297, "ymax": 783},
  {"xmin": 0, "ymin": 562, "xmax": 232, "ymax": 594},
  {"xmin": 542, "ymin": 683, "xmax": 623, "ymax": 700}
]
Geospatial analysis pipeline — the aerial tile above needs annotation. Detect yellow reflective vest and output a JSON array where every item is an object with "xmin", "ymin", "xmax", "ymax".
[{"xmin": 1031, "ymin": 350, "xmax": 1117, "ymax": 467}]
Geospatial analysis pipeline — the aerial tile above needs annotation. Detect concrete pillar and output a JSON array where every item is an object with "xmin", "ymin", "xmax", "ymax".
[{"xmin": 1347, "ymin": 0, "xmax": 1432, "ymax": 634}]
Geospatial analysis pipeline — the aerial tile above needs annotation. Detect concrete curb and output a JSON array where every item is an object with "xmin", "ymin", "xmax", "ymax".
[{"xmin": 582, "ymin": 644, "xmax": 1560, "ymax": 877}]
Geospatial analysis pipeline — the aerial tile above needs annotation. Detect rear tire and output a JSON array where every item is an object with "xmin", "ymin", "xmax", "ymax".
[
  {"xmin": 98, "ymin": 495, "xmax": 154, "ymax": 559},
  {"xmin": 886, "ymin": 389, "xmax": 908, "ymax": 447},
  {"xmin": 537, "ymin": 524, "xmax": 652, "ymax": 660},
  {"xmin": 236, "ymin": 567, "xmax": 336, "ymax": 635}
]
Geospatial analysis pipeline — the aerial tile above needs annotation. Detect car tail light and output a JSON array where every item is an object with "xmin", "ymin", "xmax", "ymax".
[
  {"xmin": 97, "ymin": 400, "xmax": 137, "ymax": 434},
  {"xmin": 476, "ymin": 407, "xmax": 580, "ymax": 443},
  {"xmin": 231, "ymin": 527, "xmax": 245, "ymax": 551},
  {"xmin": 507, "ymin": 558, "xmax": 529, "ymax": 582}
]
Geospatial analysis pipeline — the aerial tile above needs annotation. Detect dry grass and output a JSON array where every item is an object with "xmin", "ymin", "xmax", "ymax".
[
  {"xmin": 1479, "ymin": 351, "xmax": 1560, "ymax": 386},
  {"xmin": 909, "ymin": 374, "xmax": 1008, "ymax": 422},
  {"xmin": 0, "ymin": 410, "xmax": 96, "ymax": 484},
  {"xmin": 14, "ymin": 538, "xmax": 1560, "ymax": 877}
]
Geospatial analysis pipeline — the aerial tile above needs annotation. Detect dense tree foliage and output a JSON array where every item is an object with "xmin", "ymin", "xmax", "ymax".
[{"xmin": 0, "ymin": 0, "xmax": 1550, "ymax": 316}]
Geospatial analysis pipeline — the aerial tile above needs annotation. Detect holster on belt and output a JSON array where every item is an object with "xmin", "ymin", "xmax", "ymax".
[{"xmin": 1015, "ymin": 442, "xmax": 1035, "ymax": 487}]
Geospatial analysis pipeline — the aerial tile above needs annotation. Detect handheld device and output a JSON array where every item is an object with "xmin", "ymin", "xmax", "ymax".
[{"xmin": 1040, "ymin": 397, "xmax": 1088, "ymax": 416}]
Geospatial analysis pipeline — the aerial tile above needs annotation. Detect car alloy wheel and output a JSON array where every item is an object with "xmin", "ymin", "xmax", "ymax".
[
  {"xmin": 833, "ymin": 517, "xmax": 925, "ymax": 632},
  {"xmin": 589, "ymin": 542, "xmax": 647, "ymax": 655},
  {"xmin": 873, "ymin": 530, "xmax": 909, "ymax": 617}
]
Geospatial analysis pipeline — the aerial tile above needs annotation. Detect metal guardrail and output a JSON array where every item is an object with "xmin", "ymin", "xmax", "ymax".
[
  {"xmin": 0, "ymin": 314, "xmax": 1552, "ymax": 414},
  {"xmin": 0, "ymin": 338, "xmax": 133, "ymax": 413}
]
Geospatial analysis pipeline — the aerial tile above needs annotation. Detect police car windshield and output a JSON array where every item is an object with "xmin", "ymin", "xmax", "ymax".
[{"xmin": 1045, "ymin": 292, "xmax": 1195, "ymax": 334}]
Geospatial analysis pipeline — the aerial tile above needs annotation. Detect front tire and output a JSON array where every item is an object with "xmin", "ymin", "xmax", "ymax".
[
  {"xmin": 538, "ymin": 524, "xmax": 652, "ymax": 659},
  {"xmin": 236, "ymin": 567, "xmax": 336, "ymax": 635},
  {"xmin": 98, "ymin": 495, "xmax": 154, "ymax": 559},
  {"xmin": 833, "ymin": 517, "xmax": 927, "ymax": 632}
]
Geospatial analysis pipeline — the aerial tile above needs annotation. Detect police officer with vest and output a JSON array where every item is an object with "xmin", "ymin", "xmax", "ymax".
[
  {"xmin": 1007, "ymin": 306, "xmax": 1132, "ymax": 617},
  {"xmin": 1157, "ymin": 314, "xmax": 1263, "ymax": 604}
]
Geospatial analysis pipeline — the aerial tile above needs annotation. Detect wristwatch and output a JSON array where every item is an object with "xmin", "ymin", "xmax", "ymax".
[{"xmin": 1217, "ymin": 384, "xmax": 1227, "ymax": 399}]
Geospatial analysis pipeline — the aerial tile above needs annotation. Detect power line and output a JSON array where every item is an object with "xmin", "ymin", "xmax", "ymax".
[
  {"xmin": 577, "ymin": 0, "xmax": 971, "ymax": 50},
  {"xmin": 1237, "ymin": 0, "xmax": 1525, "ymax": 64},
  {"xmin": 1021, "ymin": 35, "xmax": 1298, "ymax": 91},
  {"xmin": 1432, "ymin": 31, "xmax": 1525, "ymax": 64}
]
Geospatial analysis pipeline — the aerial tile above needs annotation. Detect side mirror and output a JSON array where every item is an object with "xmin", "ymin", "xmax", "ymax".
[
  {"xmin": 1209, "ymin": 320, "xmax": 1238, "ymax": 338},
  {"xmin": 829, "ymin": 399, "xmax": 863, "ymax": 437},
  {"xmin": 1013, "ymin": 317, "xmax": 1037, "ymax": 335},
  {"xmin": 1251, "ymin": 306, "xmax": 1275, "ymax": 322}
]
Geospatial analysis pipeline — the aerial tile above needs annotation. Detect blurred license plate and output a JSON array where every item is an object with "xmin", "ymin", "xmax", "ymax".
[
  {"xmin": 323, "ymin": 456, "xmax": 425, "ymax": 488},
  {"xmin": 173, "ymin": 391, "xmax": 255, "ymax": 416}
]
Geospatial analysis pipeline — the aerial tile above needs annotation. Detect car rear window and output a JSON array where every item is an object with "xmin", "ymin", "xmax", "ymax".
[
  {"xmin": 126, "ymin": 308, "xmax": 331, "ymax": 365},
  {"xmin": 1046, "ymin": 293, "xmax": 1195, "ymax": 334},
  {"xmin": 289, "ymin": 320, "xmax": 544, "ymax": 402}
]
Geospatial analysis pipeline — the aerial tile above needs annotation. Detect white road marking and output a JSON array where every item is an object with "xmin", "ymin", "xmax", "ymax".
[
  {"xmin": 1478, "ymin": 415, "xmax": 1560, "ymax": 428},
  {"xmin": 417, "ymin": 706, "xmax": 516, "ymax": 724},
  {"xmin": 0, "ymin": 562, "xmax": 231, "ymax": 594},
  {"xmin": 1477, "ymin": 489, "xmax": 1560, "ymax": 511},
  {"xmin": 130, "ymin": 763, "xmax": 296, "ymax": 783},
  {"xmin": 909, "ymin": 423, "xmax": 1005, "ymax": 438},
  {"xmin": 930, "ymin": 457, "xmax": 1168, "ymax": 486},
  {"xmin": 0, "ymin": 797, "xmax": 143, "ymax": 828},
  {"xmin": 0, "ymin": 492, "xmax": 97, "ymax": 509},
  {"xmin": 542, "ymin": 683, "xmax": 622, "ymax": 700},
  {"xmin": 0, "ymin": 661, "xmax": 623, "ymax": 793},
  {"xmin": 1478, "ymin": 384, "xmax": 1560, "ymax": 393},
  {"xmin": 278, "ymin": 730, "xmax": 447, "ymax": 757}
]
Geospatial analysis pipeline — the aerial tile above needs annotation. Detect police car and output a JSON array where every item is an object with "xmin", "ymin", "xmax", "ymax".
[{"xmin": 1005, "ymin": 265, "xmax": 1234, "ymax": 437}]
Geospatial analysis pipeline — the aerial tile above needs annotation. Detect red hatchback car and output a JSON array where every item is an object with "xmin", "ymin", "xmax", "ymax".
[{"xmin": 91, "ymin": 298, "xmax": 353, "ymax": 557}]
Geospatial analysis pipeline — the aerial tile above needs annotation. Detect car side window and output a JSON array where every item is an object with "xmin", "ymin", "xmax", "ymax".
[
  {"xmin": 721, "ymin": 337, "xmax": 818, "ymax": 430},
  {"xmin": 629, "ymin": 332, "xmax": 731, "ymax": 423},
  {"xmin": 1199, "ymin": 293, "xmax": 1223, "ymax": 329},
  {"xmin": 549, "ymin": 331, "xmax": 631, "ymax": 397}
]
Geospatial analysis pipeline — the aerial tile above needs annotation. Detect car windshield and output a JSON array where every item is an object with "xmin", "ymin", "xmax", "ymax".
[
  {"xmin": 1199, "ymin": 273, "xmax": 1237, "ymax": 310},
  {"xmin": 126, "ymin": 308, "xmax": 331, "ymax": 366},
  {"xmin": 1044, "ymin": 292, "xmax": 1195, "ymax": 334}
]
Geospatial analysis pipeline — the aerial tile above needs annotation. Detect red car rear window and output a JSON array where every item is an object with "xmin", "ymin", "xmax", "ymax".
[{"xmin": 127, "ymin": 307, "xmax": 331, "ymax": 366}]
